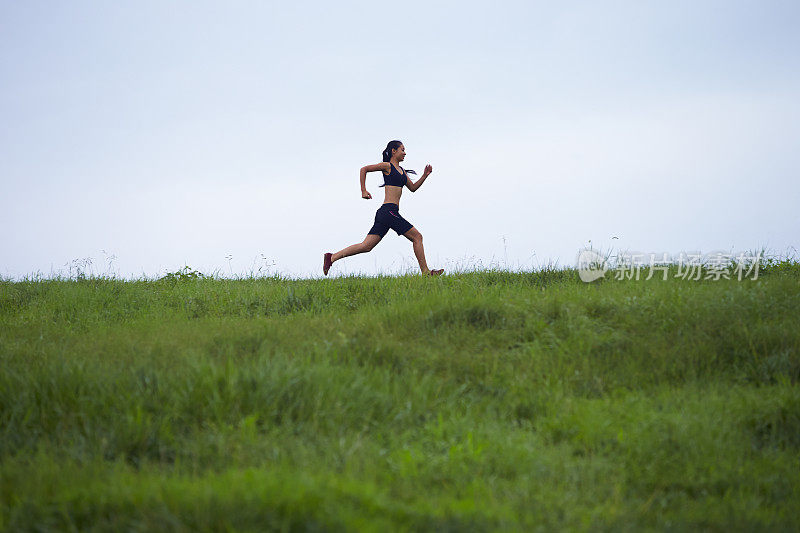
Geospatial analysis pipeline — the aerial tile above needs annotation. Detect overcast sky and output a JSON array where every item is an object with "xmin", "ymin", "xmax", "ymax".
[{"xmin": 2, "ymin": 1, "xmax": 798, "ymax": 280}]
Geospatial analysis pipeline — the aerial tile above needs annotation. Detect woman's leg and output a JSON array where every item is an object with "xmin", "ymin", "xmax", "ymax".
[
  {"xmin": 403, "ymin": 227, "xmax": 431, "ymax": 273},
  {"xmin": 331, "ymin": 234, "xmax": 382, "ymax": 263},
  {"xmin": 403, "ymin": 227, "xmax": 444, "ymax": 275}
]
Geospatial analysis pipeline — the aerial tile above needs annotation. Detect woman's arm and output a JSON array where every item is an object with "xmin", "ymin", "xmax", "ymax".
[
  {"xmin": 360, "ymin": 162, "xmax": 390, "ymax": 199},
  {"xmin": 406, "ymin": 164, "xmax": 433, "ymax": 192}
]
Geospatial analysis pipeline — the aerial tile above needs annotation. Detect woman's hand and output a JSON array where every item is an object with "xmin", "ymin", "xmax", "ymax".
[
  {"xmin": 423, "ymin": 164, "xmax": 433, "ymax": 177},
  {"xmin": 362, "ymin": 190, "xmax": 372, "ymax": 200}
]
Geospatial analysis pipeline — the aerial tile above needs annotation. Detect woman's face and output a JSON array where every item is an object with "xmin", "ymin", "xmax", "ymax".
[{"xmin": 395, "ymin": 144, "xmax": 406, "ymax": 161}]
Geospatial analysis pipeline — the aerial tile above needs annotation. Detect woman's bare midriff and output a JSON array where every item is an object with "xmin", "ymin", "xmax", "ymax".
[{"xmin": 383, "ymin": 184, "xmax": 403, "ymax": 206}]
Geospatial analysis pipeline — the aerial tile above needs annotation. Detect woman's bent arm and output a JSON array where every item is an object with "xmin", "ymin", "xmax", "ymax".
[
  {"xmin": 360, "ymin": 163, "xmax": 389, "ymax": 197},
  {"xmin": 407, "ymin": 164, "xmax": 433, "ymax": 192}
]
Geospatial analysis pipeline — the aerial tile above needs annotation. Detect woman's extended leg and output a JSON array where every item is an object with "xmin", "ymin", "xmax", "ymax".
[
  {"xmin": 403, "ymin": 227, "xmax": 443, "ymax": 275},
  {"xmin": 332, "ymin": 234, "xmax": 382, "ymax": 263}
]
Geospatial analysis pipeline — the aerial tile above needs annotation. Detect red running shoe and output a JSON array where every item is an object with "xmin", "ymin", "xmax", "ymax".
[{"xmin": 323, "ymin": 253, "xmax": 333, "ymax": 276}]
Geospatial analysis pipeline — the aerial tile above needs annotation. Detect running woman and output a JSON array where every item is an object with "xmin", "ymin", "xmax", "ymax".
[{"xmin": 323, "ymin": 140, "xmax": 444, "ymax": 277}]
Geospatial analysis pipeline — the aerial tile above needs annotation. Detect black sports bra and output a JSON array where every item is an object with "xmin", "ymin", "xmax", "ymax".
[{"xmin": 379, "ymin": 163, "xmax": 416, "ymax": 187}]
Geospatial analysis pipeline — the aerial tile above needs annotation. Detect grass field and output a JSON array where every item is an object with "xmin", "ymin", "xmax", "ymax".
[{"xmin": 1, "ymin": 259, "xmax": 799, "ymax": 531}]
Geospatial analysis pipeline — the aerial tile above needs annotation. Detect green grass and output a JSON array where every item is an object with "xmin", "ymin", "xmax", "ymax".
[{"xmin": 1, "ymin": 262, "xmax": 799, "ymax": 531}]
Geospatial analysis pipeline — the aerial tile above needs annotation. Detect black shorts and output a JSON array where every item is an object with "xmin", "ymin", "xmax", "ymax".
[{"xmin": 368, "ymin": 203, "xmax": 413, "ymax": 237}]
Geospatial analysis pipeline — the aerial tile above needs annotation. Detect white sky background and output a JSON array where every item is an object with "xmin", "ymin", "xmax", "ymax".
[{"xmin": 1, "ymin": 0, "xmax": 799, "ymax": 279}]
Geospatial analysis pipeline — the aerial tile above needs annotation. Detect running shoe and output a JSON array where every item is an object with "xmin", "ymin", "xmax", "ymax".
[{"xmin": 323, "ymin": 253, "xmax": 333, "ymax": 276}]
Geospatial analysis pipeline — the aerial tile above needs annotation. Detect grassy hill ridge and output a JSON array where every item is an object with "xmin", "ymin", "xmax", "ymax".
[{"xmin": 1, "ymin": 265, "xmax": 799, "ymax": 530}]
